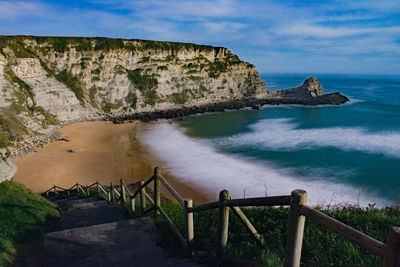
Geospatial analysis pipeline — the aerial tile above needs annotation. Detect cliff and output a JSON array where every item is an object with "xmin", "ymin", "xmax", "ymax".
[
  {"xmin": 0, "ymin": 36, "xmax": 348, "ymax": 164},
  {"xmin": 0, "ymin": 36, "xmax": 267, "ymax": 156}
]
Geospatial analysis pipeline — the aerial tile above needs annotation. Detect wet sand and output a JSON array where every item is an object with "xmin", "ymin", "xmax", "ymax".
[{"xmin": 13, "ymin": 121, "xmax": 211, "ymax": 203}]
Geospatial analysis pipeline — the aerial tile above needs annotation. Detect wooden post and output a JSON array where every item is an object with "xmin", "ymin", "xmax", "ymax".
[
  {"xmin": 130, "ymin": 196, "xmax": 136, "ymax": 214},
  {"xmin": 86, "ymin": 186, "xmax": 90, "ymax": 196},
  {"xmin": 154, "ymin": 167, "xmax": 161, "ymax": 215},
  {"xmin": 53, "ymin": 185, "xmax": 56, "ymax": 196},
  {"xmin": 96, "ymin": 180, "xmax": 99, "ymax": 194},
  {"xmin": 110, "ymin": 182, "xmax": 114, "ymax": 204},
  {"xmin": 121, "ymin": 179, "xmax": 126, "ymax": 207},
  {"xmin": 217, "ymin": 190, "xmax": 230, "ymax": 256},
  {"xmin": 184, "ymin": 199, "xmax": 194, "ymax": 246},
  {"xmin": 284, "ymin": 189, "xmax": 307, "ymax": 267},
  {"xmin": 383, "ymin": 227, "xmax": 400, "ymax": 267},
  {"xmin": 140, "ymin": 180, "xmax": 146, "ymax": 214}
]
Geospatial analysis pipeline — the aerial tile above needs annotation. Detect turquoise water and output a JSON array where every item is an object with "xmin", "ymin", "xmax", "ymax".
[{"xmin": 141, "ymin": 74, "xmax": 400, "ymax": 206}]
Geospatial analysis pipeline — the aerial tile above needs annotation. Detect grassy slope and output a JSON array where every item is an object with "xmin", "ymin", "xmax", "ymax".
[
  {"xmin": 0, "ymin": 181, "xmax": 59, "ymax": 266},
  {"xmin": 151, "ymin": 202, "xmax": 400, "ymax": 266}
]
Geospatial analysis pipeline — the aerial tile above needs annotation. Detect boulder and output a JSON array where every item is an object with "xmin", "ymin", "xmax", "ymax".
[{"xmin": 0, "ymin": 148, "xmax": 17, "ymax": 183}]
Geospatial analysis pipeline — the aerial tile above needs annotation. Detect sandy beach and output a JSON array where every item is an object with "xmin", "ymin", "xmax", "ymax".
[{"xmin": 13, "ymin": 121, "xmax": 211, "ymax": 203}]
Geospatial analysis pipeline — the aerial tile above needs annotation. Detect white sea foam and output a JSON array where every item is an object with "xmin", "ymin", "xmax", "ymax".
[
  {"xmin": 139, "ymin": 122, "xmax": 389, "ymax": 207},
  {"xmin": 219, "ymin": 118, "xmax": 400, "ymax": 158}
]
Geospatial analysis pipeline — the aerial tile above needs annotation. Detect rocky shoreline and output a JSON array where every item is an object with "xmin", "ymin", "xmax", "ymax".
[{"xmin": 110, "ymin": 92, "xmax": 349, "ymax": 123}]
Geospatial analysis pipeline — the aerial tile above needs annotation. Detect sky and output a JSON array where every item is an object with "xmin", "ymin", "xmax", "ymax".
[{"xmin": 0, "ymin": 0, "xmax": 399, "ymax": 75}]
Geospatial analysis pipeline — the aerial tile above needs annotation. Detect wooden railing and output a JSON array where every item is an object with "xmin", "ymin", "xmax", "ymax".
[{"xmin": 43, "ymin": 167, "xmax": 400, "ymax": 267}]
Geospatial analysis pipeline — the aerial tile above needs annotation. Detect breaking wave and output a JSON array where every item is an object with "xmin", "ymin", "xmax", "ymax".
[{"xmin": 139, "ymin": 122, "xmax": 388, "ymax": 207}]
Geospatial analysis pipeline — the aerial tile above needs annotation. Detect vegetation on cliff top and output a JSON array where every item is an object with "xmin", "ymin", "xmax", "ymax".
[
  {"xmin": 0, "ymin": 181, "xmax": 59, "ymax": 266},
  {"xmin": 0, "ymin": 35, "xmax": 221, "ymax": 54}
]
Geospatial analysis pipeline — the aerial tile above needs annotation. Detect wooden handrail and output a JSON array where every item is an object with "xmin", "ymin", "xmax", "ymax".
[
  {"xmin": 43, "ymin": 185, "xmax": 56, "ymax": 194},
  {"xmin": 231, "ymin": 206, "xmax": 265, "ymax": 246},
  {"xmin": 156, "ymin": 205, "xmax": 187, "ymax": 246},
  {"xmin": 300, "ymin": 205, "xmax": 386, "ymax": 257},
  {"xmin": 113, "ymin": 187, "xmax": 121, "ymax": 198},
  {"xmin": 145, "ymin": 192, "xmax": 154, "ymax": 204},
  {"xmin": 186, "ymin": 201, "xmax": 219, "ymax": 213},
  {"xmin": 86, "ymin": 181, "xmax": 98, "ymax": 188},
  {"xmin": 224, "ymin": 195, "xmax": 291, "ymax": 207},
  {"xmin": 98, "ymin": 184, "xmax": 109, "ymax": 195},
  {"xmin": 55, "ymin": 186, "xmax": 69, "ymax": 191},
  {"xmin": 77, "ymin": 184, "xmax": 86, "ymax": 194},
  {"xmin": 157, "ymin": 174, "xmax": 185, "ymax": 206},
  {"xmin": 68, "ymin": 184, "xmax": 78, "ymax": 191},
  {"xmin": 121, "ymin": 180, "xmax": 133, "ymax": 196},
  {"xmin": 131, "ymin": 176, "xmax": 155, "ymax": 199},
  {"xmin": 42, "ymin": 171, "xmax": 398, "ymax": 266}
]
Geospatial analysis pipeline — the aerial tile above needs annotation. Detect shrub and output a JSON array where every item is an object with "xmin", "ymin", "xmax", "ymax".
[
  {"xmin": 207, "ymin": 59, "xmax": 227, "ymax": 78},
  {"xmin": 52, "ymin": 39, "xmax": 68, "ymax": 53},
  {"xmin": 169, "ymin": 92, "xmax": 189, "ymax": 104},
  {"xmin": 94, "ymin": 38, "xmax": 124, "ymax": 50},
  {"xmin": 126, "ymin": 68, "xmax": 158, "ymax": 106}
]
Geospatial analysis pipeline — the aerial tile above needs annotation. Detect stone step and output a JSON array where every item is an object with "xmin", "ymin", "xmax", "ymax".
[
  {"xmin": 57, "ymin": 200, "xmax": 127, "ymax": 231},
  {"xmin": 42, "ymin": 217, "xmax": 204, "ymax": 267},
  {"xmin": 69, "ymin": 200, "xmax": 109, "ymax": 209}
]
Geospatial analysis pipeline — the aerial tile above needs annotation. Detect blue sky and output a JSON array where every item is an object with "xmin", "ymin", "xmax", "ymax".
[{"xmin": 0, "ymin": 0, "xmax": 399, "ymax": 74}]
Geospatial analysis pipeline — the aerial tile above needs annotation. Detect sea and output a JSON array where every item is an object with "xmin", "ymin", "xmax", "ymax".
[{"xmin": 139, "ymin": 74, "xmax": 400, "ymax": 207}]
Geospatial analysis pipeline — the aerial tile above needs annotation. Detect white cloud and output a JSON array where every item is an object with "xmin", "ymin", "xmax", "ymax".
[
  {"xmin": 0, "ymin": 0, "xmax": 398, "ymax": 74},
  {"xmin": 0, "ymin": 1, "xmax": 47, "ymax": 19}
]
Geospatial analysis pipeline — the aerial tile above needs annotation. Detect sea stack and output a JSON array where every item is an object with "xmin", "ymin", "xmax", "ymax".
[{"xmin": 268, "ymin": 76, "xmax": 349, "ymax": 105}]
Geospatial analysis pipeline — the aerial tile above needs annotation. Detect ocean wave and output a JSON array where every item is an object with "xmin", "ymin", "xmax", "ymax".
[
  {"xmin": 219, "ymin": 118, "xmax": 400, "ymax": 158},
  {"xmin": 139, "ymin": 122, "xmax": 388, "ymax": 207}
]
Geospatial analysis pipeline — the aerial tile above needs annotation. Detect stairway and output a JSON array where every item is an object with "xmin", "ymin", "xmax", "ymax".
[{"xmin": 42, "ymin": 197, "xmax": 203, "ymax": 267}]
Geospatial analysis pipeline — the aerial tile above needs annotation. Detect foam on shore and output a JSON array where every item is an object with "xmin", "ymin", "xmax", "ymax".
[{"xmin": 139, "ymin": 121, "xmax": 389, "ymax": 207}]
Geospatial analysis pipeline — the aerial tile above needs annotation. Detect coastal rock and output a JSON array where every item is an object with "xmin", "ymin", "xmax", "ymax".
[
  {"xmin": 0, "ymin": 149, "xmax": 17, "ymax": 183},
  {"xmin": 268, "ymin": 76, "xmax": 348, "ymax": 105}
]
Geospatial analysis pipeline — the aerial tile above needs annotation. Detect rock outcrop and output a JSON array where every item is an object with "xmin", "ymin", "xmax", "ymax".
[
  {"xmin": 0, "ymin": 148, "xmax": 17, "ymax": 182},
  {"xmin": 269, "ymin": 76, "xmax": 348, "ymax": 104}
]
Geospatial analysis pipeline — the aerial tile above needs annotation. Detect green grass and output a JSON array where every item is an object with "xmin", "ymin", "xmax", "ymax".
[
  {"xmin": 55, "ymin": 69, "xmax": 85, "ymax": 105},
  {"xmin": 147, "ymin": 202, "xmax": 399, "ymax": 266},
  {"xmin": 0, "ymin": 108, "xmax": 29, "ymax": 148},
  {"xmin": 0, "ymin": 181, "xmax": 59, "ymax": 266}
]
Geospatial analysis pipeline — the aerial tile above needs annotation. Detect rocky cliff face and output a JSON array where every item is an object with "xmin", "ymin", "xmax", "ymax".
[{"xmin": 0, "ymin": 36, "xmax": 268, "ymax": 154}]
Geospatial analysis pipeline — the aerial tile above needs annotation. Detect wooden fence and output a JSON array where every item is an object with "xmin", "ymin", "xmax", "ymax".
[{"xmin": 43, "ymin": 167, "xmax": 400, "ymax": 267}]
